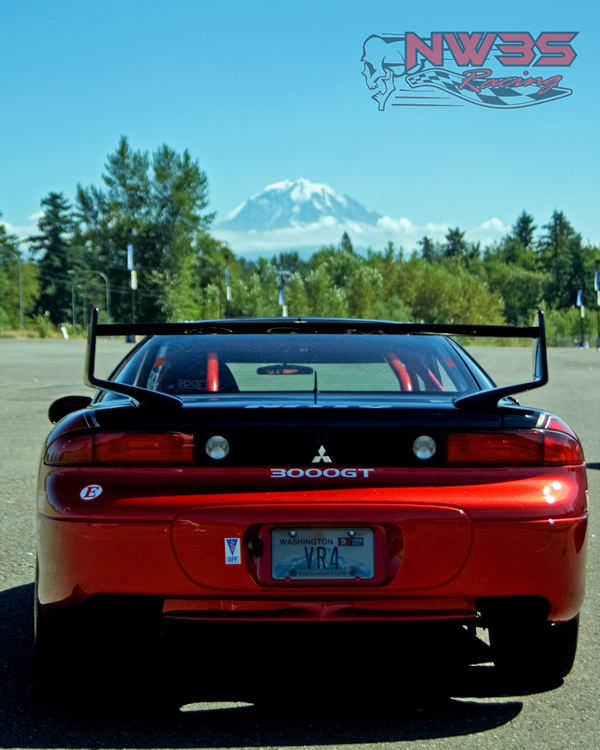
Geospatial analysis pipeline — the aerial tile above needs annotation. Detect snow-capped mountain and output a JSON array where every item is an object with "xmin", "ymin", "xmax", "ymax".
[
  {"xmin": 213, "ymin": 177, "xmax": 508, "ymax": 257},
  {"xmin": 217, "ymin": 178, "xmax": 382, "ymax": 231}
]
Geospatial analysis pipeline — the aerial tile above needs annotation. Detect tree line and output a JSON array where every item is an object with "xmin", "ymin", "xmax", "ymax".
[{"xmin": 1, "ymin": 136, "xmax": 599, "ymax": 344}]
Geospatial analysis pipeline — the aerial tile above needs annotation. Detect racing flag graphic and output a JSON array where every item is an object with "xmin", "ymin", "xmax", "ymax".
[{"xmin": 405, "ymin": 66, "xmax": 571, "ymax": 108}]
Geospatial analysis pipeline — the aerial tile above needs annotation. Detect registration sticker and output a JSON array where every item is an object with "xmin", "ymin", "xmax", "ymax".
[{"xmin": 224, "ymin": 538, "xmax": 241, "ymax": 565}]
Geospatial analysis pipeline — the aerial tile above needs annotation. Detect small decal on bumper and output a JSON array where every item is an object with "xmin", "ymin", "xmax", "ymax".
[{"xmin": 225, "ymin": 538, "xmax": 241, "ymax": 565}]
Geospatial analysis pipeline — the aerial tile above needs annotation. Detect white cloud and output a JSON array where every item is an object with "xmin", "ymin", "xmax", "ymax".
[
  {"xmin": 1, "ymin": 211, "xmax": 42, "ymax": 240},
  {"xmin": 468, "ymin": 217, "xmax": 511, "ymax": 244},
  {"xmin": 376, "ymin": 216, "xmax": 415, "ymax": 233},
  {"xmin": 214, "ymin": 214, "xmax": 509, "ymax": 257},
  {"xmin": 1, "ymin": 220, "xmax": 34, "ymax": 240},
  {"xmin": 2, "ymin": 209, "xmax": 509, "ymax": 257},
  {"xmin": 478, "ymin": 217, "xmax": 507, "ymax": 232},
  {"xmin": 424, "ymin": 222, "xmax": 451, "ymax": 234}
]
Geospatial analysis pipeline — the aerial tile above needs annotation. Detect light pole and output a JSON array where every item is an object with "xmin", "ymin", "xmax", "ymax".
[
  {"xmin": 594, "ymin": 270, "xmax": 599, "ymax": 350},
  {"xmin": 576, "ymin": 289, "xmax": 585, "ymax": 347},
  {"xmin": 91, "ymin": 270, "xmax": 111, "ymax": 321},
  {"xmin": 67, "ymin": 270, "xmax": 76, "ymax": 327},
  {"xmin": 68, "ymin": 270, "xmax": 111, "ymax": 324},
  {"xmin": 15, "ymin": 253, "xmax": 23, "ymax": 329},
  {"xmin": 127, "ymin": 242, "xmax": 136, "ymax": 323}
]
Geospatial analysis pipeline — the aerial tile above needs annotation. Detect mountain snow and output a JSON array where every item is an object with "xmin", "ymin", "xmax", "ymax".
[
  {"xmin": 218, "ymin": 178, "xmax": 381, "ymax": 231},
  {"xmin": 213, "ymin": 177, "xmax": 508, "ymax": 256}
]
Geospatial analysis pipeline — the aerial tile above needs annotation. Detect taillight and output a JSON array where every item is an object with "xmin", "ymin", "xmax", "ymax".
[
  {"xmin": 446, "ymin": 430, "xmax": 583, "ymax": 467},
  {"xmin": 543, "ymin": 431, "xmax": 584, "ymax": 464},
  {"xmin": 45, "ymin": 432, "xmax": 195, "ymax": 466}
]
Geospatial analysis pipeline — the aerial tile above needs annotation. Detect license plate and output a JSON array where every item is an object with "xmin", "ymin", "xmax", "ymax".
[{"xmin": 271, "ymin": 527, "xmax": 374, "ymax": 580}]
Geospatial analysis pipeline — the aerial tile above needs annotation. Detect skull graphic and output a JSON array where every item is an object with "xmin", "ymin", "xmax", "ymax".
[{"xmin": 361, "ymin": 35, "xmax": 406, "ymax": 110}]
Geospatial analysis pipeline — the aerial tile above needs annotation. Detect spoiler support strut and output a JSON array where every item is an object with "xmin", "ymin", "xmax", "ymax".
[
  {"xmin": 454, "ymin": 311, "xmax": 548, "ymax": 410},
  {"xmin": 85, "ymin": 309, "xmax": 183, "ymax": 408}
]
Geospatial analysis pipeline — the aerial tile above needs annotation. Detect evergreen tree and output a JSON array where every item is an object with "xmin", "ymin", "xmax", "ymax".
[
  {"xmin": 0, "ymin": 218, "xmax": 32, "ymax": 328},
  {"xmin": 513, "ymin": 210, "xmax": 536, "ymax": 248},
  {"xmin": 339, "ymin": 231, "xmax": 354, "ymax": 253},
  {"xmin": 538, "ymin": 210, "xmax": 585, "ymax": 309},
  {"xmin": 418, "ymin": 235, "xmax": 437, "ymax": 261},
  {"xmin": 75, "ymin": 137, "xmax": 215, "ymax": 322},
  {"xmin": 103, "ymin": 136, "xmax": 151, "ymax": 218},
  {"xmin": 443, "ymin": 227, "xmax": 468, "ymax": 258},
  {"xmin": 28, "ymin": 193, "xmax": 74, "ymax": 324}
]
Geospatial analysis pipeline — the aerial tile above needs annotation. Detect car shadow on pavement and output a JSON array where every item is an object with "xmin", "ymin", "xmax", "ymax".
[{"xmin": 0, "ymin": 583, "xmax": 532, "ymax": 747}]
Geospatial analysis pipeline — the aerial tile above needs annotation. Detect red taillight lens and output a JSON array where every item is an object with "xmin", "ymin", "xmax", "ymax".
[
  {"xmin": 45, "ymin": 433, "xmax": 94, "ymax": 465},
  {"xmin": 45, "ymin": 432, "xmax": 195, "ymax": 466},
  {"xmin": 446, "ymin": 430, "xmax": 583, "ymax": 467},
  {"xmin": 543, "ymin": 431, "xmax": 584, "ymax": 464}
]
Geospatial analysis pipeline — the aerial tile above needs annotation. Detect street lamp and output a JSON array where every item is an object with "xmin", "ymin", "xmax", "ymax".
[
  {"xmin": 90, "ymin": 270, "xmax": 111, "ymax": 321},
  {"xmin": 127, "ymin": 242, "xmax": 136, "ymax": 323},
  {"xmin": 576, "ymin": 289, "xmax": 585, "ymax": 347},
  {"xmin": 68, "ymin": 270, "xmax": 112, "ymax": 324},
  {"xmin": 594, "ymin": 270, "xmax": 599, "ymax": 350},
  {"xmin": 67, "ymin": 270, "xmax": 76, "ymax": 327},
  {"xmin": 15, "ymin": 253, "xmax": 23, "ymax": 329}
]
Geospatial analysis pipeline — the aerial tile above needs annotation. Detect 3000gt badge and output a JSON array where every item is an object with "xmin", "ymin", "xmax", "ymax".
[{"xmin": 270, "ymin": 468, "xmax": 374, "ymax": 478}]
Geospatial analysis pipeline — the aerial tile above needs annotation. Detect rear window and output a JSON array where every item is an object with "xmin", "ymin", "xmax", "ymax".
[{"xmin": 110, "ymin": 334, "xmax": 482, "ymax": 396}]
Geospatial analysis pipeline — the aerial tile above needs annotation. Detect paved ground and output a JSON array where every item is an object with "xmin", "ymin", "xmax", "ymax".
[{"xmin": 0, "ymin": 338, "xmax": 598, "ymax": 749}]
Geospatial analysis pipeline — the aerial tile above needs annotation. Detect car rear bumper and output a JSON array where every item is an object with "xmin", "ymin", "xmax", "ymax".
[{"xmin": 37, "ymin": 469, "xmax": 587, "ymax": 623}]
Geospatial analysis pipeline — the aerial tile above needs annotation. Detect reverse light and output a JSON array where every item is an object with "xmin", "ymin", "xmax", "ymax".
[
  {"xmin": 205, "ymin": 435, "xmax": 230, "ymax": 460},
  {"xmin": 413, "ymin": 435, "xmax": 437, "ymax": 460},
  {"xmin": 45, "ymin": 432, "xmax": 195, "ymax": 466},
  {"xmin": 446, "ymin": 430, "xmax": 584, "ymax": 467}
]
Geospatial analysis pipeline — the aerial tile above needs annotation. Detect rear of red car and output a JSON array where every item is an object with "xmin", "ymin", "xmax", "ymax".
[{"xmin": 35, "ymin": 314, "xmax": 587, "ymax": 702}]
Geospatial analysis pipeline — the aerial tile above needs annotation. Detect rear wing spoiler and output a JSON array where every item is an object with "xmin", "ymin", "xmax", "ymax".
[
  {"xmin": 453, "ymin": 311, "xmax": 547, "ymax": 409},
  {"xmin": 85, "ymin": 308, "xmax": 548, "ymax": 410},
  {"xmin": 85, "ymin": 309, "xmax": 183, "ymax": 408}
]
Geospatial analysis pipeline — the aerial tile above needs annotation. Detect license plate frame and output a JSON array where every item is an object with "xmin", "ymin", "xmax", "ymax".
[{"xmin": 271, "ymin": 527, "xmax": 375, "ymax": 581}]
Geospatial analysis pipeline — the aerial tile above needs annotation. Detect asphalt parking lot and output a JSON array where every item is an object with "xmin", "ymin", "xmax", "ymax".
[{"xmin": 0, "ymin": 338, "xmax": 598, "ymax": 749}]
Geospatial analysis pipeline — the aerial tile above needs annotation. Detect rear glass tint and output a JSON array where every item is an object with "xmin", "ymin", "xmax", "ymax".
[{"xmin": 112, "ymin": 334, "xmax": 481, "ymax": 395}]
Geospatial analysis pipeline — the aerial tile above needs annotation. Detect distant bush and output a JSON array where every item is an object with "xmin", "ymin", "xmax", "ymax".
[{"xmin": 28, "ymin": 313, "xmax": 55, "ymax": 338}]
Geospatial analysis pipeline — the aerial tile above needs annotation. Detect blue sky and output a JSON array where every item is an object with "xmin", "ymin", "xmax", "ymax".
[{"xmin": 1, "ymin": 0, "xmax": 598, "ymax": 254}]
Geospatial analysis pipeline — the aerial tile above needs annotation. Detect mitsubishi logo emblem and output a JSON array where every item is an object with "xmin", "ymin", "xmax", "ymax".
[{"xmin": 312, "ymin": 445, "xmax": 332, "ymax": 464}]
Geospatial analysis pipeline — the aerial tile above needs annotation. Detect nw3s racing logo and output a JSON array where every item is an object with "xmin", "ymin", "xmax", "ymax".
[{"xmin": 361, "ymin": 32, "xmax": 577, "ymax": 110}]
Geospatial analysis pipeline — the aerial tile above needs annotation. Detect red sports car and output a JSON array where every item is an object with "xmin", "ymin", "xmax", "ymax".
[{"xmin": 35, "ymin": 311, "xmax": 587, "ymax": 704}]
